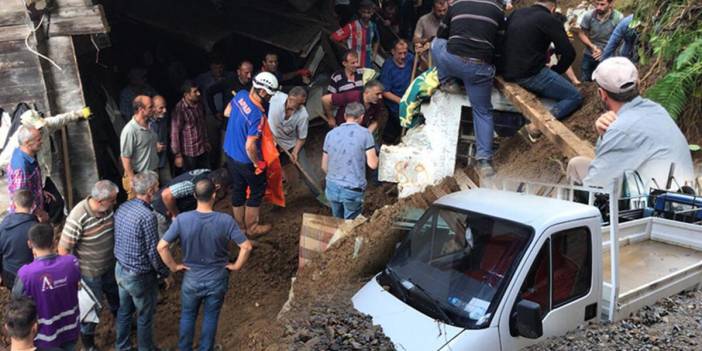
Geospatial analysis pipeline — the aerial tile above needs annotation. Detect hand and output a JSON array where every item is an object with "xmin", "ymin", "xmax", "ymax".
[
  {"xmin": 36, "ymin": 208, "xmax": 49, "ymax": 223},
  {"xmin": 254, "ymin": 160, "xmax": 267, "ymax": 175},
  {"xmin": 156, "ymin": 142, "xmax": 166, "ymax": 153},
  {"xmin": 205, "ymin": 143, "xmax": 212, "ymax": 152},
  {"xmin": 172, "ymin": 263, "xmax": 189, "ymax": 273},
  {"xmin": 291, "ymin": 150, "xmax": 299, "ymax": 163},
  {"xmin": 297, "ymin": 68, "xmax": 312, "ymax": 77},
  {"xmin": 43, "ymin": 190, "xmax": 56, "ymax": 204},
  {"xmin": 225, "ymin": 262, "xmax": 240, "ymax": 271},
  {"xmin": 174, "ymin": 155, "xmax": 184, "ymax": 168},
  {"xmin": 592, "ymin": 46, "xmax": 603, "ymax": 61},
  {"xmin": 81, "ymin": 107, "xmax": 92, "ymax": 119},
  {"xmin": 327, "ymin": 117, "xmax": 336, "ymax": 129},
  {"xmin": 595, "ymin": 111, "xmax": 617, "ymax": 136},
  {"xmin": 506, "ymin": 3, "xmax": 513, "ymax": 11}
]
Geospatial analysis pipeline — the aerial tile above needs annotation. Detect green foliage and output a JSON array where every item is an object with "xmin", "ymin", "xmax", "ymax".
[
  {"xmin": 675, "ymin": 37, "xmax": 702, "ymax": 70},
  {"xmin": 635, "ymin": 0, "xmax": 702, "ymax": 120},
  {"xmin": 646, "ymin": 64, "xmax": 702, "ymax": 119}
]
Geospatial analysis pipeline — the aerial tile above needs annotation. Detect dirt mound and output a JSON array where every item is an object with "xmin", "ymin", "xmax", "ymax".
[{"xmin": 494, "ymin": 83, "xmax": 601, "ymax": 181}]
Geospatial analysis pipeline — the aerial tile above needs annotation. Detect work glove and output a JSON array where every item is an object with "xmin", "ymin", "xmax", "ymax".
[
  {"xmin": 255, "ymin": 160, "xmax": 267, "ymax": 175},
  {"xmin": 81, "ymin": 107, "xmax": 92, "ymax": 119}
]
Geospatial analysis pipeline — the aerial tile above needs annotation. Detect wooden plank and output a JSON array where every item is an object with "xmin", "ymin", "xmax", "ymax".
[
  {"xmin": 0, "ymin": 0, "xmax": 25, "ymax": 13},
  {"xmin": 0, "ymin": 24, "xmax": 31, "ymax": 42},
  {"xmin": 453, "ymin": 169, "xmax": 478, "ymax": 191},
  {"xmin": 495, "ymin": 77, "xmax": 595, "ymax": 159},
  {"xmin": 0, "ymin": 11, "xmax": 26, "ymax": 26},
  {"xmin": 48, "ymin": 15, "xmax": 108, "ymax": 36},
  {"xmin": 39, "ymin": 36, "xmax": 99, "ymax": 201}
]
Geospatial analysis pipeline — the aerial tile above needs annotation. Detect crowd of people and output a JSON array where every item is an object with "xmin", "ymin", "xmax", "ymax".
[{"xmin": 0, "ymin": 0, "xmax": 695, "ymax": 350}]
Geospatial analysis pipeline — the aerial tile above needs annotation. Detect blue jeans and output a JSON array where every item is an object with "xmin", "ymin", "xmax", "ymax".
[
  {"xmin": 179, "ymin": 273, "xmax": 229, "ymax": 351},
  {"xmin": 432, "ymin": 38, "xmax": 496, "ymax": 160},
  {"xmin": 81, "ymin": 268, "xmax": 120, "ymax": 335},
  {"xmin": 325, "ymin": 180, "xmax": 364, "ymax": 219},
  {"xmin": 516, "ymin": 67, "xmax": 583, "ymax": 120},
  {"xmin": 581, "ymin": 54, "xmax": 599, "ymax": 82},
  {"xmin": 115, "ymin": 262, "xmax": 159, "ymax": 351}
]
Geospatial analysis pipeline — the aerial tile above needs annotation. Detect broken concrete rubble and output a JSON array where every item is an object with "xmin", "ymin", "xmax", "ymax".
[{"xmin": 379, "ymin": 91, "xmax": 464, "ymax": 197}]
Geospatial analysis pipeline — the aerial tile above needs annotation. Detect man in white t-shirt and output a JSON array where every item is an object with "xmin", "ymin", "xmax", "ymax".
[{"xmin": 268, "ymin": 87, "xmax": 323, "ymax": 197}]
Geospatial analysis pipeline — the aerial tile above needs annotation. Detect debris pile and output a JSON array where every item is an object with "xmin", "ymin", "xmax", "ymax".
[
  {"xmin": 526, "ymin": 290, "xmax": 702, "ymax": 351},
  {"xmin": 282, "ymin": 306, "xmax": 395, "ymax": 351}
]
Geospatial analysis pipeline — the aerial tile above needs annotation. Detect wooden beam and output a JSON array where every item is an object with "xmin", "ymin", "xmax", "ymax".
[
  {"xmin": 0, "ymin": 24, "xmax": 30, "ymax": 42},
  {"xmin": 47, "ymin": 5, "xmax": 110, "ymax": 36},
  {"xmin": 495, "ymin": 77, "xmax": 595, "ymax": 159}
]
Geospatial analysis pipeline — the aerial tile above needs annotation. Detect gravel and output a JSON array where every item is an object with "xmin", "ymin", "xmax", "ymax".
[
  {"xmin": 283, "ymin": 306, "xmax": 395, "ymax": 351},
  {"xmin": 526, "ymin": 290, "xmax": 702, "ymax": 351}
]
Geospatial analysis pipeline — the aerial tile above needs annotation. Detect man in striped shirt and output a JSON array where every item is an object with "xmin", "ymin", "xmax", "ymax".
[
  {"xmin": 58, "ymin": 180, "xmax": 120, "ymax": 351},
  {"xmin": 331, "ymin": 0, "xmax": 380, "ymax": 69},
  {"xmin": 432, "ymin": 0, "xmax": 505, "ymax": 178},
  {"xmin": 171, "ymin": 80, "xmax": 210, "ymax": 173}
]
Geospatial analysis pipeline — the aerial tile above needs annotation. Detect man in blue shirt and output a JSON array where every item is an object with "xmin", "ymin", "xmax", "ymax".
[
  {"xmin": 158, "ymin": 178, "xmax": 252, "ymax": 351},
  {"xmin": 380, "ymin": 39, "xmax": 414, "ymax": 143},
  {"xmin": 222, "ymin": 72, "xmax": 279, "ymax": 237},
  {"xmin": 602, "ymin": 14, "xmax": 638, "ymax": 62},
  {"xmin": 322, "ymin": 102, "xmax": 379, "ymax": 219},
  {"xmin": 113, "ymin": 171, "xmax": 170, "ymax": 351}
]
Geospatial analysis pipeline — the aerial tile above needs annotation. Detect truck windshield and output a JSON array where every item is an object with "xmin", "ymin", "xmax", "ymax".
[{"xmin": 384, "ymin": 206, "xmax": 533, "ymax": 329}]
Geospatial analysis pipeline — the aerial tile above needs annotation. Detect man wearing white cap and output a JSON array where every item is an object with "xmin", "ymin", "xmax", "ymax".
[{"xmin": 567, "ymin": 57, "xmax": 694, "ymax": 189}]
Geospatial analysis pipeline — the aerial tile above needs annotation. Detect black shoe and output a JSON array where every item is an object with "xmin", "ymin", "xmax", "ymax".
[{"xmin": 476, "ymin": 159, "xmax": 496, "ymax": 178}]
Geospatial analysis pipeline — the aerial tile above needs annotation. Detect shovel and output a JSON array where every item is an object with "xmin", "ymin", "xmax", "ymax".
[{"xmin": 280, "ymin": 147, "xmax": 330, "ymax": 207}]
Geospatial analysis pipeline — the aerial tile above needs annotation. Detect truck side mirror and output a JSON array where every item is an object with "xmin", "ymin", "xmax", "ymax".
[{"xmin": 516, "ymin": 299, "xmax": 543, "ymax": 339}]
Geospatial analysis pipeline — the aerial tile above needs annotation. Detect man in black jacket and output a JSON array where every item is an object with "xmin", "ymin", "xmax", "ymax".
[
  {"xmin": 0, "ymin": 189, "xmax": 37, "ymax": 288},
  {"xmin": 502, "ymin": 0, "xmax": 583, "ymax": 130}
]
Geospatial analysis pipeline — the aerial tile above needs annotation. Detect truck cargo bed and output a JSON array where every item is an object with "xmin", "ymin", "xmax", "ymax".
[{"xmin": 600, "ymin": 217, "xmax": 702, "ymax": 321}]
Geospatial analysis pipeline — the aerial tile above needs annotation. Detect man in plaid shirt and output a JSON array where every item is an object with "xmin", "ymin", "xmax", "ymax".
[
  {"xmin": 6, "ymin": 126, "xmax": 49, "ymax": 223},
  {"xmin": 171, "ymin": 80, "xmax": 210, "ymax": 172},
  {"xmin": 113, "ymin": 171, "xmax": 170, "ymax": 351}
]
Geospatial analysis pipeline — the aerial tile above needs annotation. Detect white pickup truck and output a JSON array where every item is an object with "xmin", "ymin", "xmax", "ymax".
[{"xmin": 353, "ymin": 180, "xmax": 702, "ymax": 350}]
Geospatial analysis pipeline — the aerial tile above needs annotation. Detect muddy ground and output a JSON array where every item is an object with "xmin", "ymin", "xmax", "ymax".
[{"xmin": 0, "ymin": 123, "xmax": 396, "ymax": 351}]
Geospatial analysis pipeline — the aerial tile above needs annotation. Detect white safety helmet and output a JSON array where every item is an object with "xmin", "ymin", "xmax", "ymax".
[
  {"xmin": 20, "ymin": 110, "xmax": 46, "ymax": 129},
  {"xmin": 252, "ymin": 72, "xmax": 279, "ymax": 95}
]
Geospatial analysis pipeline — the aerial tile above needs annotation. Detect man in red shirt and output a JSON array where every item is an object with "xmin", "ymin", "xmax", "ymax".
[
  {"xmin": 330, "ymin": 0, "xmax": 380, "ymax": 69},
  {"xmin": 322, "ymin": 80, "xmax": 387, "ymax": 143},
  {"xmin": 171, "ymin": 80, "xmax": 210, "ymax": 172}
]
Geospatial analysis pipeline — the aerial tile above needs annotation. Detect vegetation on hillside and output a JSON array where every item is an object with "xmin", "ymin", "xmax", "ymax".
[{"xmin": 635, "ymin": 0, "xmax": 701, "ymax": 134}]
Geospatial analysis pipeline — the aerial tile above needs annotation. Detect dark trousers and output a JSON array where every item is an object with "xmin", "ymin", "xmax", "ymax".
[
  {"xmin": 581, "ymin": 54, "xmax": 600, "ymax": 82},
  {"xmin": 183, "ymin": 153, "xmax": 209, "ymax": 172},
  {"xmin": 2, "ymin": 270, "xmax": 16, "ymax": 289},
  {"xmin": 225, "ymin": 156, "xmax": 266, "ymax": 207}
]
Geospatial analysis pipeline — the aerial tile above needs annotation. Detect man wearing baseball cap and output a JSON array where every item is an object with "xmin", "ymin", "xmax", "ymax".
[{"xmin": 566, "ymin": 57, "xmax": 694, "ymax": 189}]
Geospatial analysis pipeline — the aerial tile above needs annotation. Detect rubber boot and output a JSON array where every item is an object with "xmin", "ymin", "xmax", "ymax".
[
  {"xmin": 245, "ymin": 206, "xmax": 271, "ymax": 237},
  {"xmin": 81, "ymin": 333, "xmax": 98, "ymax": 351},
  {"xmin": 232, "ymin": 206, "xmax": 246, "ymax": 234}
]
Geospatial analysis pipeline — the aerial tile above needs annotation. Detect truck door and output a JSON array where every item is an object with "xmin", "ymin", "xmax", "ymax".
[{"xmin": 498, "ymin": 221, "xmax": 601, "ymax": 350}]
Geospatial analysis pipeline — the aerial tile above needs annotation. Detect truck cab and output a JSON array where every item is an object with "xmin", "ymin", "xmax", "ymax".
[{"xmin": 353, "ymin": 188, "xmax": 604, "ymax": 350}]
